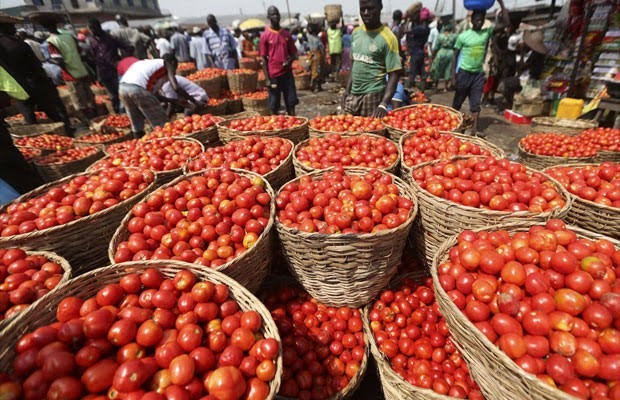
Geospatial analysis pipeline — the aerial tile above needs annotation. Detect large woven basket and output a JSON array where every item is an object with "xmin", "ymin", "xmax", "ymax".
[
  {"xmin": 431, "ymin": 223, "xmax": 619, "ymax": 400},
  {"xmin": 109, "ymin": 168, "xmax": 275, "ymax": 293},
  {"xmin": 90, "ymin": 115, "xmax": 132, "ymax": 135},
  {"xmin": 594, "ymin": 150, "xmax": 620, "ymax": 163},
  {"xmin": 0, "ymin": 250, "xmax": 71, "ymax": 337},
  {"xmin": 226, "ymin": 98, "xmax": 243, "ymax": 114},
  {"xmin": 239, "ymin": 57, "xmax": 259, "ymax": 70},
  {"xmin": 217, "ymin": 116, "xmax": 309, "ymax": 145},
  {"xmin": 518, "ymin": 141, "xmax": 594, "ymax": 170},
  {"xmin": 205, "ymin": 100, "xmax": 228, "ymax": 116},
  {"xmin": 294, "ymin": 73, "xmax": 311, "ymax": 90},
  {"xmin": 227, "ymin": 70, "xmax": 258, "ymax": 95},
  {"xmin": 399, "ymin": 131, "xmax": 506, "ymax": 183},
  {"xmin": 178, "ymin": 67, "xmax": 197, "ymax": 77},
  {"xmin": 12, "ymin": 133, "xmax": 74, "ymax": 157},
  {"xmin": 293, "ymin": 133, "xmax": 400, "ymax": 177},
  {"xmin": 275, "ymin": 168, "xmax": 418, "ymax": 307},
  {"xmin": 308, "ymin": 125, "xmax": 387, "ymax": 139},
  {"xmin": 34, "ymin": 147, "xmax": 105, "ymax": 182},
  {"xmin": 242, "ymin": 96, "xmax": 269, "ymax": 114},
  {"xmin": 544, "ymin": 163, "xmax": 620, "ymax": 240},
  {"xmin": 409, "ymin": 156, "xmax": 572, "ymax": 266},
  {"xmin": 0, "ymin": 260, "xmax": 283, "ymax": 399},
  {"xmin": 194, "ymin": 76, "xmax": 224, "ymax": 98},
  {"xmin": 530, "ymin": 117, "xmax": 597, "ymax": 136},
  {"xmin": 74, "ymin": 130, "xmax": 133, "ymax": 150},
  {"xmin": 0, "ymin": 169, "xmax": 154, "ymax": 275},
  {"xmin": 382, "ymin": 104, "xmax": 464, "ymax": 142},
  {"xmin": 8, "ymin": 121, "xmax": 65, "ymax": 139}
]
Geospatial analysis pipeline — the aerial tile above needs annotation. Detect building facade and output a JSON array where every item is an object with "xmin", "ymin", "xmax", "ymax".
[{"xmin": 23, "ymin": 0, "xmax": 163, "ymax": 21}]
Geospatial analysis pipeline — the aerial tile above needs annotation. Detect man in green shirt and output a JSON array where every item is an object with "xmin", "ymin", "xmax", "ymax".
[
  {"xmin": 451, "ymin": 1, "xmax": 509, "ymax": 136},
  {"xmin": 327, "ymin": 21, "xmax": 343, "ymax": 78},
  {"xmin": 343, "ymin": 0, "xmax": 402, "ymax": 117}
]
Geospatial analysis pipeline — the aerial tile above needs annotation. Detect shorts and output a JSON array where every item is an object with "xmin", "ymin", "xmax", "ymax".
[
  {"xmin": 344, "ymin": 91, "xmax": 384, "ymax": 117},
  {"xmin": 452, "ymin": 70, "xmax": 485, "ymax": 113},
  {"xmin": 268, "ymin": 70, "xmax": 299, "ymax": 113}
]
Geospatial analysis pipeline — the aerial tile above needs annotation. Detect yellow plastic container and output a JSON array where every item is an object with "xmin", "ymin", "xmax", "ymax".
[{"xmin": 556, "ymin": 98, "xmax": 584, "ymax": 119}]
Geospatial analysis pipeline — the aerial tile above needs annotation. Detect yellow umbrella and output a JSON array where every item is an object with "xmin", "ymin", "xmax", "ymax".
[{"xmin": 239, "ymin": 18, "xmax": 266, "ymax": 31}]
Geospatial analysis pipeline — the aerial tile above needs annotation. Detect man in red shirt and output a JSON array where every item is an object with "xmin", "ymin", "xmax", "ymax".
[{"xmin": 259, "ymin": 6, "xmax": 298, "ymax": 116}]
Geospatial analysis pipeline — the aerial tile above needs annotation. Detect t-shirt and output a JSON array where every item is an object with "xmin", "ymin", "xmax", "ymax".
[
  {"xmin": 350, "ymin": 25, "xmax": 402, "ymax": 95},
  {"xmin": 327, "ymin": 28, "xmax": 342, "ymax": 55},
  {"xmin": 120, "ymin": 59, "xmax": 167, "ymax": 92},
  {"xmin": 259, "ymin": 27, "xmax": 297, "ymax": 79},
  {"xmin": 155, "ymin": 38, "xmax": 171, "ymax": 57},
  {"xmin": 454, "ymin": 27, "xmax": 493, "ymax": 73},
  {"xmin": 161, "ymin": 75, "xmax": 207, "ymax": 102},
  {"xmin": 170, "ymin": 32, "xmax": 191, "ymax": 62}
]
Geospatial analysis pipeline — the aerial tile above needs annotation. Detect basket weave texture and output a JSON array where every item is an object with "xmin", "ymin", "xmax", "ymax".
[
  {"xmin": 8, "ymin": 121, "xmax": 65, "ymax": 138},
  {"xmin": 217, "ymin": 116, "xmax": 309, "ymax": 145},
  {"xmin": 530, "ymin": 117, "xmax": 597, "ymax": 136},
  {"xmin": 518, "ymin": 141, "xmax": 594, "ymax": 170},
  {"xmin": 34, "ymin": 148, "xmax": 105, "ymax": 182},
  {"xmin": 109, "ymin": 168, "xmax": 275, "ymax": 293},
  {"xmin": 275, "ymin": 168, "xmax": 418, "ymax": 307},
  {"xmin": 227, "ymin": 70, "xmax": 258, "ymax": 94},
  {"xmin": 0, "ymin": 260, "xmax": 283, "ymax": 399},
  {"xmin": 193, "ymin": 76, "xmax": 224, "ymax": 98},
  {"xmin": 382, "ymin": 104, "xmax": 463, "ymax": 142},
  {"xmin": 431, "ymin": 223, "xmax": 619, "ymax": 400},
  {"xmin": 242, "ymin": 96, "xmax": 269, "ymax": 114},
  {"xmin": 294, "ymin": 73, "xmax": 311, "ymax": 90}
]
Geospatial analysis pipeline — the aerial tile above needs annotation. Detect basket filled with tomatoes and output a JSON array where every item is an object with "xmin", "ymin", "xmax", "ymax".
[
  {"xmin": 75, "ymin": 130, "xmax": 132, "ymax": 150},
  {"xmin": 218, "ymin": 115, "xmax": 309, "ymax": 145},
  {"xmin": 0, "ymin": 167, "xmax": 155, "ymax": 274},
  {"xmin": 109, "ymin": 168, "xmax": 275, "ymax": 293},
  {"xmin": 241, "ymin": 90, "xmax": 270, "ymax": 114},
  {"xmin": 294, "ymin": 72, "xmax": 311, "ymax": 91},
  {"xmin": 399, "ymin": 128, "xmax": 505, "ymax": 183},
  {"xmin": 364, "ymin": 273, "xmax": 486, "ymax": 400},
  {"xmin": 583, "ymin": 128, "xmax": 620, "ymax": 163},
  {"xmin": 90, "ymin": 114, "xmax": 132, "ymax": 135},
  {"xmin": 0, "ymin": 248, "xmax": 70, "ymax": 337},
  {"xmin": 33, "ymin": 146, "xmax": 105, "ymax": 183},
  {"xmin": 293, "ymin": 133, "xmax": 400, "ymax": 176},
  {"xmin": 382, "ymin": 104, "xmax": 463, "ymax": 142},
  {"xmin": 545, "ymin": 162, "xmax": 620, "ymax": 240},
  {"xmin": 410, "ymin": 156, "xmax": 571, "ymax": 266},
  {"xmin": 431, "ymin": 220, "xmax": 620, "ymax": 400},
  {"xmin": 4, "ymin": 112, "xmax": 50, "ymax": 127},
  {"xmin": 8, "ymin": 121, "xmax": 65, "ymax": 139},
  {"xmin": 308, "ymin": 115, "xmax": 387, "ymax": 138},
  {"xmin": 142, "ymin": 114, "xmax": 224, "ymax": 147},
  {"xmin": 220, "ymin": 91, "xmax": 243, "ymax": 115},
  {"xmin": 13, "ymin": 133, "xmax": 74, "ymax": 157},
  {"xmin": 89, "ymin": 137, "xmax": 204, "ymax": 186},
  {"xmin": 176, "ymin": 61, "xmax": 197, "ymax": 76},
  {"xmin": 227, "ymin": 69, "xmax": 259, "ymax": 95},
  {"xmin": 275, "ymin": 167, "xmax": 418, "ymax": 307},
  {"xmin": 205, "ymin": 98, "xmax": 228, "ymax": 116},
  {"xmin": 530, "ymin": 117, "xmax": 598, "ymax": 136},
  {"xmin": 518, "ymin": 134, "xmax": 596, "ymax": 171},
  {"xmin": 186, "ymin": 136, "xmax": 294, "ymax": 190},
  {"xmin": 260, "ymin": 278, "xmax": 369, "ymax": 399},
  {"xmin": 16, "ymin": 147, "xmax": 42, "ymax": 165},
  {"xmin": 187, "ymin": 68, "xmax": 227, "ymax": 98},
  {"xmin": 0, "ymin": 260, "xmax": 283, "ymax": 400}
]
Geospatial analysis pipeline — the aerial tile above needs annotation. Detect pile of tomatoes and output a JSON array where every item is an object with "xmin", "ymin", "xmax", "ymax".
[
  {"xmin": 402, "ymin": 128, "xmax": 494, "ymax": 168},
  {"xmin": 228, "ymin": 116, "xmax": 305, "ymax": 132},
  {"xmin": 437, "ymin": 220, "xmax": 620, "ymax": 399},
  {"xmin": 546, "ymin": 162, "xmax": 620, "ymax": 208},
  {"xmin": 3, "ymin": 268, "xmax": 280, "ymax": 400},
  {"xmin": 5, "ymin": 111, "xmax": 47, "ymax": 123},
  {"xmin": 0, "ymin": 167, "xmax": 154, "ymax": 237},
  {"xmin": 187, "ymin": 137, "xmax": 292, "ymax": 176},
  {"xmin": 187, "ymin": 69, "xmax": 227, "ymax": 81},
  {"xmin": 77, "ymin": 132, "xmax": 127, "ymax": 144},
  {"xmin": 144, "ymin": 115, "xmax": 223, "ymax": 141},
  {"xmin": 14, "ymin": 134, "xmax": 73, "ymax": 151},
  {"xmin": 35, "ymin": 147, "xmax": 99, "ymax": 166},
  {"xmin": 102, "ymin": 115, "xmax": 131, "ymax": 129},
  {"xmin": 520, "ymin": 128, "xmax": 620, "ymax": 158},
  {"xmin": 228, "ymin": 69, "xmax": 256, "ymax": 76},
  {"xmin": 262, "ymin": 284, "xmax": 365, "ymax": 399},
  {"xmin": 177, "ymin": 62, "xmax": 196, "ymax": 72},
  {"xmin": 276, "ymin": 168, "xmax": 414, "ymax": 234},
  {"xmin": 17, "ymin": 147, "xmax": 41, "ymax": 162},
  {"xmin": 244, "ymin": 91, "xmax": 268, "ymax": 100},
  {"xmin": 579, "ymin": 128, "xmax": 620, "ymax": 152},
  {"xmin": 207, "ymin": 98, "xmax": 226, "ymax": 107},
  {"xmin": 113, "ymin": 169, "xmax": 272, "ymax": 268},
  {"xmin": 0, "ymin": 248, "xmax": 64, "ymax": 322},
  {"xmin": 412, "ymin": 157, "xmax": 567, "ymax": 212},
  {"xmin": 383, "ymin": 106, "xmax": 461, "ymax": 132},
  {"xmin": 369, "ymin": 277, "xmax": 484, "ymax": 399},
  {"xmin": 309, "ymin": 115, "xmax": 384, "ymax": 133},
  {"xmin": 105, "ymin": 140, "xmax": 140, "ymax": 156},
  {"xmin": 90, "ymin": 138, "xmax": 202, "ymax": 173},
  {"xmin": 295, "ymin": 133, "xmax": 398, "ymax": 171}
]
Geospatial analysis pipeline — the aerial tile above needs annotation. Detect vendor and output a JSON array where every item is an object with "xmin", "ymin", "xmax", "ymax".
[
  {"xmin": 119, "ymin": 53, "xmax": 196, "ymax": 138},
  {"xmin": 159, "ymin": 75, "xmax": 208, "ymax": 117}
]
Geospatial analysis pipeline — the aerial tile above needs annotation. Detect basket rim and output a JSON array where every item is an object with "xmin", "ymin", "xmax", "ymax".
[
  {"xmin": 531, "ymin": 116, "xmax": 598, "ymax": 129},
  {"xmin": 33, "ymin": 146, "xmax": 102, "ymax": 167},
  {"xmin": 517, "ymin": 140, "xmax": 595, "ymax": 161},
  {"xmin": 108, "ymin": 167, "xmax": 276, "ymax": 276},
  {"xmin": 293, "ymin": 132, "xmax": 399, "ymax": 174},
  {"xmin": 142, "ymin": 117, "xmax": 224, "ymax": 141},
  {"xmin": 217, "ymin": 116, "xmax": 309, "ymax": 135},
  {"xmin": 274, "ymin": 166, "xmax": 418, "ymax": 240},
  {"xmin": 430, "ymin": 222, "xmax": 620, "ymax": 400},
  {"xmin": 409, "ymin": 155, "xmax": 574, "ymax": 218},
  {"xmin": 0, "ymin": 167, "xmax": 156, "ymax": 243},
  {"xmin": 381, "ymin": 103, "xmax": 464, "ymax": 132}
]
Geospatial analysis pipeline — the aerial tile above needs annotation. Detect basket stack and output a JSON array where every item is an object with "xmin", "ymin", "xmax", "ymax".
[
  {"xmin": 0, "ymin": 169, "xmax": 154, "ymax": 275},
  {"xmin": 530, "ymin": 116, "xmax": 598, "ymax": 135},
  {"xmin": 109, "ymin": 168, "xmax": 275, "ymax": 294},
  {"xmin": 518, "ymin": 141, "xmax": 594, "ymax": 170},
  {"xmin": 8, "ymin": 121, "xmax": 65, "ymax": 139},
  {"xmin": 34, "ymin": 147, "xmax": 105, "ymax": 182},
  {"xmin": 227, "ymin": 70, "xmax": 258, "ymax": 95},
  {"xmin": 217, "ymin": 116, "xmax": 309, "ymax": 145},
  {"xmin": 275, "ymin": 168, "xmax": 418, "ymax": 308},
  {"xmin": 382, "ymin": 104, "xmax": 463, "ymax": 142},
  {"xmin": 294, "ymin": 73, "xmax": 311, "ymax": 90},
  {"xmin": 0, "ymin": 259, "xmax": 283, "ymax": 400}
]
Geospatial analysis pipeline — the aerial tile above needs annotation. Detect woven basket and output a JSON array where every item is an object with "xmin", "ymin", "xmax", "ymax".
[
  {"xmin": 517, "ymin": 141, "xmax": 594, "ymax": 171},
  {"xmin": 205, "ymin": 101, "xmax": 228, "ymax": 116},
  {"xmin": 431, "ymin": 223, "xmax": 620, "ymax": 400},
  {"xmin": 194, "ymin": 76, "xmax": 223, "ymax": 98},
  {"xmin": 0, "ymin": 169, "xmax": 154, "ymax": 275},
  {"xmin": 34, "ymin": 148, "xmax": 105, "ymax": 183},
  {"xmin": 594, "ymin": 150, "xmax": 620, "ymax": 163},
  {"xmin": 242, "ymin": 96, "xmax": 269, "ymax": 114},
  {"xmin": 8, "ymin": 121, "xmax": 65, "ymax": 139},
  {"xmin": 293, "ymin": 133, "xmax": 400, "ymax": 177},
  {"xmin": 409, "ymin": 156, "xmax": 572, "ymax": 267},
  {"xmin": 90, "ymin": 115, "xmax": 132, "ymax": 135},
  {"xmin": 226, "ymin": 98, "xmax": 243, "ymax": 114},
  {"xmin": 217, "ymin": 117, "xmax": 309, "ymax": 145},
  {"xmin": 224, "ymin": 110, "xmax": 260, "ymax": 121},
  {"xmin": 294, "ymin": 73, "xmax": 311, "ymax": 91},
  {"xmin": 0, "ymin": 250, "xmax": 71, "ymax": 337},
  {"xmin": 276, "ymin": 168, "xmax": 418, "ymax": 307},
  {"xmin": 227, "ymin": 70, "xmax": 258, "ymax": 95},
  {"xmin": 74, "ymin": 131, "xmax": 133, "ymax": 150},
  {"xmin": 544, "ymin": 163, "xmax": 620, "ymax": 240},
  {"xmin": 109, "ymin": 168, "xmax": 275, "ymax": 293},
  {"xmin": 399, "ymin": 131, "xmax": 506, "ymax": 183},
  {"xmin": 308, "ymin": 125, "xmax": 388, "ymax": 139},
  {"xmin": 178, "ymin": 67, "xmax": 197, "ymax": 77},
  {"xmin": 382, "ymin": 104, "xmax": 464, "ymax": 142},
  {"xmin": 12, "ymin": 134, "xmax": 74, "ymax": 157},
  {"xmin": 530, "ymin": 117, "xmax": 598, "ymax": 136},
  {"xmin": 0, "ymin": 260, "xmax": 283, "ymax": 399},
  {"xmin": 239, "ymin": 57, "xmax": 259, "ymax": 70}
]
